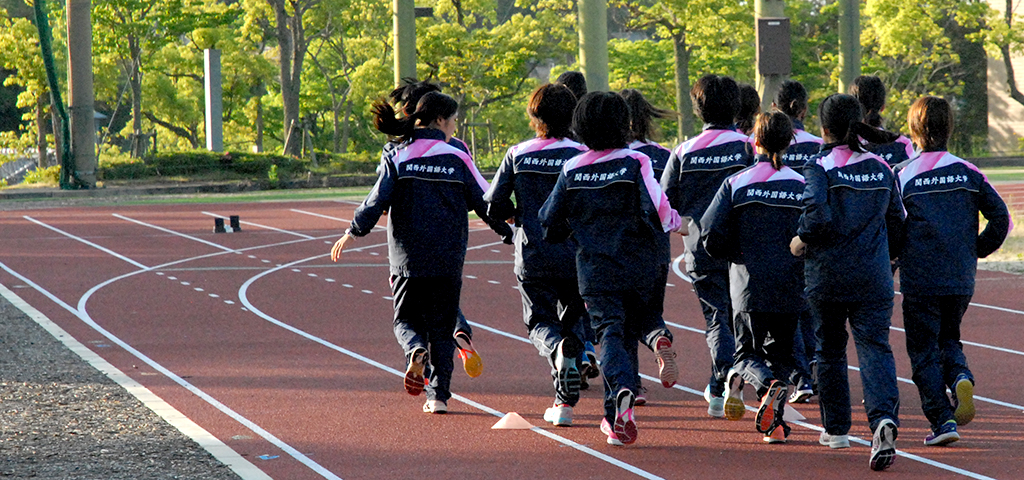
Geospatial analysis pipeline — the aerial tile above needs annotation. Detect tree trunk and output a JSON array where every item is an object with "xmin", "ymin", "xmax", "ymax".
[
  {"xmin": 340, "ymin": 97, "xmax": 352, "ymax": 154},
  {"xmin": 1002, "ymin": 0, "xmax": 1024, "ymax": 107},
  {"xmin": 272, "ymin": 0, "xmax": 302, "ymax": 156},
  {"xmin": 255, "ymin": 94, "xmax": 264, "ymax": 153},
  {"xmin": 36, "ymin": 96, "xmax": 48, "ymax": 168},
  {"xmin": 672, "ymin": 30, "xmax": 693, "ymax": 140},
  {"xmin": 129, "ymin": 39, "xmax": 144, "ymax": 157}
]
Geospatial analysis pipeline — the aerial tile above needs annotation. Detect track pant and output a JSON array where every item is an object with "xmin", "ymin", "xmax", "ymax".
[
  {"xmin": 689, "ymin": 269, "xmax": 734, "ymax": 396},
  {"xmin": 519, "ymin": 276, "xmax": 588, "ymax": 405},
  {"xmin": 584, "ymin": 284, "xmax": 663, "ymax": 422},
  {"xmin": 811, "ymin": 297, "xmax": 900, "ymax": 435},
  {"xmin": 391, "ymin": 275, "xmax": 460, "ymax": 403},
  {"xmin": 903, "ymin": 294, "xmax": 974, "ymax": 430},
  {"xmin": 732, "ymin": 311, "xmax": 799, "ymax": 397}
]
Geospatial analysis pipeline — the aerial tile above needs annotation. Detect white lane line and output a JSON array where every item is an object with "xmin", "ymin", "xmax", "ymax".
[
  {"xmin": 1, "ymin": 233, "xmax": 361, "ymax": 479},
  {"xmin": 0, "ymin": 268, "xmax": 273, "ymax": 480},
  {"xmin": 113, "ymin": 214, "xmax": 237, "ymax": 253},
  {"xmin": 671, "ymin": 254, "xmax": 1024, "ymax": 356},
  {"xmin": 239, "ymin": 255, "xmax": 666, "ymax": 480},
  {"xmin": 200, "ymin": 211, "xmax": 315, "ymax": 239},
  {"xmin": 24, "ymin": 216, "xmax": 150, "ymax": 270},
  {"xmin": 467, "ymin": 241, "xmax": 506, "ymax": 251}
]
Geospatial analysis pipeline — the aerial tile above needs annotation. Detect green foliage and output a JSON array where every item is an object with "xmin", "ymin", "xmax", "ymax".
[{"xmin": 23, "ymin": 165, "xmax": 60, "ymax": 185}]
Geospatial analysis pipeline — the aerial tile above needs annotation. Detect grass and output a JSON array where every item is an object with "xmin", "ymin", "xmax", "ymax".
[{"xmin": 980, "ymin": 167, "xmax": 1024, "ymax": 183}]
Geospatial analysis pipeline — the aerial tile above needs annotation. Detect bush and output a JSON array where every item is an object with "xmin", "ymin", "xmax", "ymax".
[
  {"xmin": 23, "ymin": 165, "xmax": 61, "ymax": 185},
  {"xmin": 100, "ymin": 150, "xmax": 381, "ymax": 181}
]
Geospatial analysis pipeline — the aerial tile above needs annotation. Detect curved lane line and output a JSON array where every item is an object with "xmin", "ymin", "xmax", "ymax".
[
  {"xmin": 238, "ymin": 253, "xmax": 666, "ymax": 480},
  {"xmin": 0, "ymin": 266, "xmax": 273, "ymax": 480}
]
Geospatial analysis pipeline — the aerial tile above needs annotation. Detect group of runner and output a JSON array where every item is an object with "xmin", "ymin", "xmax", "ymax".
[{"xmin": 330, "ymin": 71, "xmax": 1012, "ymax": 472}]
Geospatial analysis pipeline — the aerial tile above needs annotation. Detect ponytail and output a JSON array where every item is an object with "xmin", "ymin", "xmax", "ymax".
[
  {"xmin": 754, "ymin": 111, "xmax": 793, "ymax": 170},
  {"xmin": 620, "ymin": 88, "xmax": 675, "ymax": 142},
  {"xmin": 372, "ymin": 91, "xmax": 459, "ymax": 143},
  {"xmin": 849, "ymin": 75, "xmax": 887, "ymax": 128}
]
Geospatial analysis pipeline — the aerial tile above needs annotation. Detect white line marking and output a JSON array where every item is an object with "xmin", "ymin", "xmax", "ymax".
[
  {"xmin": 113, "ymin": 214, "xmax": 236, "ymax": 253},
  {"xmin": 24, "ymin": 216, "xmax": 150, "ymax": 270},
  {"xmin": 0, "ymin": 270, "xmax": 272, "ymax": 480},
  {"xmin": 238, "ymin": 255, "xmax": 666, "ymax": 480}
]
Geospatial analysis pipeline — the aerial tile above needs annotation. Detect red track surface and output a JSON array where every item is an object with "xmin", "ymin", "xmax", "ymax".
[{"xmin": 1, "ymin": 199, "xmax": 1022, "ymax": 479}]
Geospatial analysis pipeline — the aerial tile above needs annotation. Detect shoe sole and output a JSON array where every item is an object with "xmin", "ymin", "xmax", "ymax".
[
  {"xmin": 954, "ymin": 379, "xmax": 975, "ymax": 426},
  {"xmin": 819, "ymin": 433, "xmax": 850, "ymax": 449},
  {"xmin": 870, "ymin": 420, "xmax": 898, "ymax": 471},
  {"xmin": 613, "ymin": 389, "xmax": 637, "ymax": 445},
  {"xmin": 655, "ymin": 340, "xmax": 678, "ymax": 388},
  {"xmin": 423, "ymin": 401, "xmax": 447, "ymax": 414},
  {"xmin": 555, "ymin": 339, "xmax": 583, "ymax": 404},
  {"xmin": 755, "ymin": 381, "xmax": 787, "ymax": 433},
  {"xmin": 404, "ymin": 349, "xmax": 427, "ymax": 396},
  {"xmin": 544, "ymin": 409, "xmax": 572, "ymax": 427},
  {"xmin": 454, "ymin": 332, "xmax": 483, "ymax": 378},
  {"xmin": 924, "ymin": 431, "xmax": 959, "ymax": 446},
  {"xmin": 724, "ymin": 372, "xmax": 745, "ymax": 421}
]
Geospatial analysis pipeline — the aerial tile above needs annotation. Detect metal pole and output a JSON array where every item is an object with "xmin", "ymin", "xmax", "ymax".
[
  {"xmin": 204, "ymin": 49, "xmax": 223, "ymax": 152},
  {"xmin": 755, "ymin": 0, "xmax": 786, "ymax": 111},
  {"xmin": 394, "ymin": 0, "xmax": 416, "ymax": 87},
  {"xmin": 577, "ymin": 0, "xmax": 609, "ymax": 92},
  {"xmin": 838, "ymin": 0, "xmax": 861, "ymax": 93},
  {"xmin": 67, "ymin": 0, "xmax": 96, "ymax": 187}
]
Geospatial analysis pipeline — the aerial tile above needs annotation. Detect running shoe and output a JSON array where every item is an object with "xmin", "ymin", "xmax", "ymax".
[
  {"xmin": 422, "ymin": 399, "xmax": 447, "ymax": 414},
  {"xmin": 404, "ymin": 347, "xmax": 428, "ymax": 396},
  {"xmin": 819, "ymin": 431, "xmax": 850, "ymax": 449},
  {"xmin": 454, "ymin": 330, "xmax": 483, "ymax": 378},
  {"xmin": 600, "ymin": 418, "xmax": 624, "ymax": 446},
  {"xmin": 953, "ymin": 373, "xmax": 975, "ymax": 426},
  {"xmin": 544, "ymin": 403, "xmax": 573, "ymax": 427},
  {"xmin": 705, "ymin": 384, "xmax": 725, "ymax": 418},
  {"xmin": 869, "ymin": 418, "xmax": 898, "ymax": 471},
  {"xmin": 763, "ymin": 420, "xmax": 791, "ymax": 444},
  {"xmin": 924, "ymin": 420, "xmax": 959, "ymax": 446},
  {"xmin": 724, "ymin": 369, "xmax": 746, "ymax": 421},
  {"xmin": 612, "ymin": 388, "xmax": 637, "ymax": 445},
  {"xmin": 654, "ymin": 335, "xmax": 678, "ymax": 388},
  {"xmin": 755, "ymin": 380, "xmax": 787, "ymax": 434},
  {"xmin": 635, "ymin": 386, "xmax": 648, "ymax": 406},
  {"xmin": 554, "ymin": 337, "xmax": 582, "ymax": 405},
  {"xmin": 789, "ymin": 381, "xmax": 814, "ymax": 404}
]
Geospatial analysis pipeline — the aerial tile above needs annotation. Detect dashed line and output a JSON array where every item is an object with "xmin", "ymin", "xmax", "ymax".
[
  {"xmin": 181, "ymin": 282, "xmax": 191, "ymax": 286},
  {"xmin": 194, "ymin": 287, "xmax": 204, "ymax": 292},
  {"xmin": 342, "ymin": 284, "xmax": 353, "ymax": 288},
  {"xmin": 168, "ymin": 276, "xmax": 178, "ymax": 280},
  {"xmin": 325, "ymin": 279, "xmax": 335, "ymax": 283},
  {"xmin": 466, "ymin": 275, "xmax": 477, "ymax": 279},
  {"xmin": 488, "ymin": 280, "xmax": 500, "ymax": 285},
  {"xmin": 291, "ymin": 269, "xmax": 302, "ymax": 273},
  {"xmin": 666, "ymin": 283, "xmax": 675, "ymax": 287},
  {"xmin": 307, "ymin": 273, "xmax": 318, "ymax": 278},
  {"xmin": 209, "ymin": 294, "xmax": 220, "ymax": 298},
  {"xmin": 383, "ymin": 296, "xmax": 393, "ymax": 300},
  {"xmin": 490, "ymin": 249, "xmax": 501, "ymax": 253},
  {"xmin": 225, "ymin": 300, "xmax": 235, "ymax": 305},
  {"xmin": 156, "ymin": 272, "xmax": 165, "ymax": 276},
  {"xmin": 361, "ymin": 290, "xmax": 373, "ymax": 294},
  {"xmin": 262, "ymin": 259, "xmax": 271, "ymax": 263}
]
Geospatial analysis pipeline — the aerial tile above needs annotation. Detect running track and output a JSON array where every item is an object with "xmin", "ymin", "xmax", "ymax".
[{"xmin": 0, "ymin": 198, "xmax": 1021, "ymax": 480}]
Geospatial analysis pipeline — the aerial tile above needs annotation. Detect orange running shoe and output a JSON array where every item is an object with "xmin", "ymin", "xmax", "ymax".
[{"xmin": 454, "ymin": 331, "xmax": 483, "ymax": 378}]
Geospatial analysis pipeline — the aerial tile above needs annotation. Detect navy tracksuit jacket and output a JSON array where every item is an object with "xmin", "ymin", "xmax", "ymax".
[
  {"xmin": 895, "ymin": 151, "xmax": 1013, "ymax": 296},
  {"xmin": 484, "ymin": 137, "xmax": 588, "ymax": 278},
  {"xmin": 797, "ymin": 145, "xmax": 906, "ymax": 302},
  {"xmin": 348, "ymin": 128, "xmax": 513, "ymax": 278},
  {"xmin": 701, "ymin": 158, "xmax": 808, "ymax": 313}
]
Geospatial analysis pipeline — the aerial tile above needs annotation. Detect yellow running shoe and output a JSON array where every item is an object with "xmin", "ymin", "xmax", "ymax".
[
  {"xmin": 724, "ymin": 369, "xmax": 746, "ymax": 421},
  {"xmin": 455, "ymin": 331, "xmax": 482, "ymax": 378}
]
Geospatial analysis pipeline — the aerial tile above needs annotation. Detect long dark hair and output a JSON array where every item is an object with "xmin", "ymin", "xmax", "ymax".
[
  {"xmin": 774, "ymin": 80, "xmax": 808, "ymax": 121},
  {"xmin": 372, "ymin": 91, "xmax": 458, "ymax": 143},
  {"xmin": 754, "ymin": 111, "xmax": 793, "ymax": 170},
  {"xmin": 388, "ymin": 78, "xmax": 442, "ymax": 117},
  {"xmin": 849, "ymin": 75, "xmax": 887, "ymax": 128},
  {"xmin": 572, "ymin": 91, "xmax": 630, "ymax": 151},
  {"xmin": 620, "ymin": 88, "xmax": 674, "ymax": 142},
  {"xmin": 529, "ymin": 84, "xmax": 577, "ymax": 139},
  {"xmin": 818, "ymin": 94, "xmax": 898, "ymax": 153},
  {"xmin": 907, "ymin": 96, "xmax": 953, "ymax": 152},
  {"xmin": 735, "ymin": 84, "xmax": 761, "ymax": 135}
]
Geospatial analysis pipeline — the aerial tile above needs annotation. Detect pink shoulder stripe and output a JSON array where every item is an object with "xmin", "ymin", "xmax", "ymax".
[{"xmin": 635, "ymin": 150, "xmax": 682, "ymax": 232}]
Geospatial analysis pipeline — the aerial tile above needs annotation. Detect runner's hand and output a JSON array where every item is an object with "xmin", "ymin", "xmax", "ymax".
[
  {"xmin": 790, "ymin": 236, "xmax": 807, "ymax": 257},
  {"xmin": 331, "ymin": 234, "xmax": 354, "ymax": 262}
]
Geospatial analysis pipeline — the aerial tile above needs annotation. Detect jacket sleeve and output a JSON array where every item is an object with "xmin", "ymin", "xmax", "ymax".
[
  {"xmin": 538, "ymin": 172, "xmax": 572, "ymax": 243},
  {"xmin": 348, "ymin": 159, "xmax": 396, "ymax": 237},
  {"xmin": 796, "ymin": 162, "xmax": 832, "ymax": 245},
  {"xmin": 483, "ymin": 148, "xmax": 517, "ymax": 224},
  {"xmin": 884, "ymin": 173, "xmax": 906, "ymax": 260},
  {"xmin": 700, "ymin": 181, "xmax": 739, "ymax": 263},
  {"xmin": 976, "ymin": 180, "xmax": 1012, "ymax": 258},
  {"xmin": 466, "ymin": 162, "xmax": 514, "ymax": 244},
  {"xmin": 661, "ymin": 150, "xmax": 685, "ymax": 215}
]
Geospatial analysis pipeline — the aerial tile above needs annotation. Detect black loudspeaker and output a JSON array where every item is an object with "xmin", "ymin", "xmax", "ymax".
[{"xmin": 757, "ymin": 18, "xmax": 791, "ymax": 76}]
